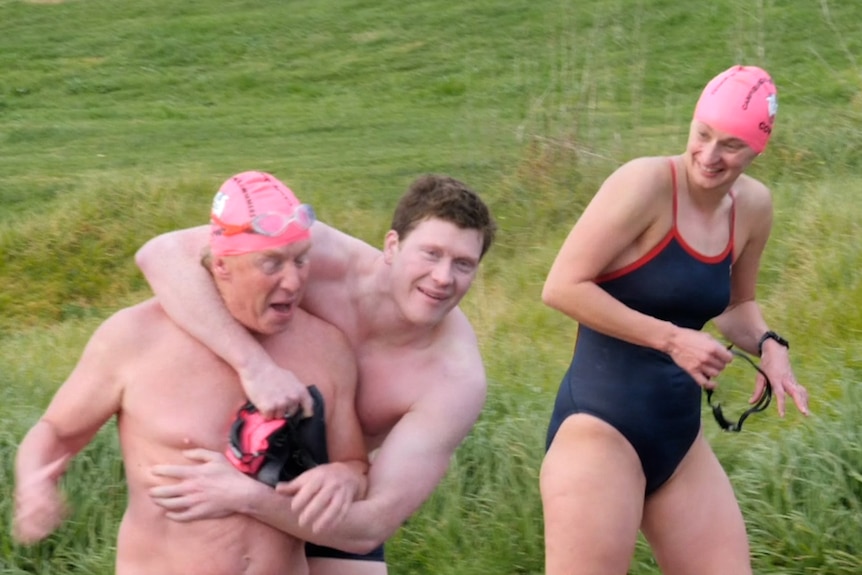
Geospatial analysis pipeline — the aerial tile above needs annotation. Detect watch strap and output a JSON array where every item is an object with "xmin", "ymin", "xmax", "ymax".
[{"xmin": 757, "ymin": 330, "xmax": 789, "ymax": 356}]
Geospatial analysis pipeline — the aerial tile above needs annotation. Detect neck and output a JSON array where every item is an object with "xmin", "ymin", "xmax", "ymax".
[{"xmin": 678, "ymin": 154, "xmax": 735, "ymax": 210}]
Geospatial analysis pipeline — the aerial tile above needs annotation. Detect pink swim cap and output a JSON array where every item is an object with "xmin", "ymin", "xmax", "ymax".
[
  {"xmin": 693, "ymin": 65, "xmax": 778, "ymax": 153},
  {"xmin": 210, "ymin": 171, "xmax": 313, "ymax": 257}
]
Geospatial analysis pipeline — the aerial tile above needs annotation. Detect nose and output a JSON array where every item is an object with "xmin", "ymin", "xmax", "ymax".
[
  {"xmin": 701, "ymin": 140, "xmax": 721, "ymax": 163},
  {"xmin": 430, "ymin": 260, "xmax": 454, "ymax": 286},
  {"xmin": 279, "ymin": 262, "xmax": 303, "ymax": 292}
]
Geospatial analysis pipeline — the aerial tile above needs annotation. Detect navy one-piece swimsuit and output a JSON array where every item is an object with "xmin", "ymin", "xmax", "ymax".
[{"xmin": 546, "ymin": 159, "xmax": 735, "ymax": 495}]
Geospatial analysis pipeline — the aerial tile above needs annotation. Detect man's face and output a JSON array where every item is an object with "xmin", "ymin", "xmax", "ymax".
[
  {"xmin": 215, "ymin": 239, "xmax": 312, "ymax": 335},
  {"xmin": 384, "ymin": 218, "xmax": 482, "ymax": 327}
]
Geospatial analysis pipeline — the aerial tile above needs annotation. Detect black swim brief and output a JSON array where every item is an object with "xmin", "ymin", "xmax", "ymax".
[{"xmin": 305, "ymin": 542, "xmax": 385, "ymax": 562}]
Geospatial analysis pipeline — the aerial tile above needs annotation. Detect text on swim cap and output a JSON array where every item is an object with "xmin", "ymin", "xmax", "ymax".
[{"xmin": 741, "ymin": 78, "xmax": 770, "ymax": 111}]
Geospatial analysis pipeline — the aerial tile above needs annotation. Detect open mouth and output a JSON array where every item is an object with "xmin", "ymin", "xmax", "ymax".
[{"xmin": 270, "ymin": 302, "xmax": 294, "ymax": 313}]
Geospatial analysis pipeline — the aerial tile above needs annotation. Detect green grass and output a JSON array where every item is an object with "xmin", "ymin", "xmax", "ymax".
[{"xmin": 2, "ymin": 0, "xmax": 862, "ymax": 573}]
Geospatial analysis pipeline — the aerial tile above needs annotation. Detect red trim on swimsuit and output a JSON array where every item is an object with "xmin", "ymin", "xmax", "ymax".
[{"xmin": 596, "ymin": 158, "xmax": 735, "ymax": 283}]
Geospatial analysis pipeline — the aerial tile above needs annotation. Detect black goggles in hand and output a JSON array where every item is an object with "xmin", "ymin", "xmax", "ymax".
[{"xmin": 706, "ymin": 347, "xmax": 772, "ymax": 432}]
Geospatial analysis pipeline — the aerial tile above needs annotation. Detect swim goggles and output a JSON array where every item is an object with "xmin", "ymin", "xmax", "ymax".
[
  {"xmin": 705, "ymin": 347, "xmax": 772, "ymax": 433},
  {"xmin": 225, "ymin": 385, "xmax": 329, "ymax": 487},
  {"xmin": 212, "ymin": 203, "xmax": 316, "ymax": 238}
]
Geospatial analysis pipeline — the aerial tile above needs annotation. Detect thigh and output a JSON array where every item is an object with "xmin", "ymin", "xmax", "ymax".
[
  {"xmin": 541, "ymin": 414, "xmax": 646, "ymax": 575},
  {"xmin": 641, "ymin": 433, "xmax": 751, "ymax": 575},
  {"xmin": 309, "ymin": 558, "xmax": 387, "ymax": 575}
]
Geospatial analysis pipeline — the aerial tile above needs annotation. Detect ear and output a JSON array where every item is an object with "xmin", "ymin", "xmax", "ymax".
[
  {"xmin": 382, "ymin": 230, "xmax": 400, "ymax": 264},
  {"xmin": 210, "ymin": 255, "xmax": 232, "ymax": 280}
]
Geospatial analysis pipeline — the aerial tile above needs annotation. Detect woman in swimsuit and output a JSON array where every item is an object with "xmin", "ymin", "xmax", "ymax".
[{"xmin": 541, "ymin": 65, "xmax": 810, "ymax": 575}]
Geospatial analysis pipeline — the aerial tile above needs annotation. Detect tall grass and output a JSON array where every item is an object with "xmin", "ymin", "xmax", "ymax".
[{"xmin": 2, "ymin": 0, "xmax": 862, "ymax": 573}]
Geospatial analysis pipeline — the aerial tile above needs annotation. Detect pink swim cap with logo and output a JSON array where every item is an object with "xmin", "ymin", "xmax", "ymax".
[
  {"xmin": 693, "ymin": 65, "xmax": 778, "ymax": 153},
  {"xmin": 210, "ymin": 171, "xmax": 311, "ymax": 257}
]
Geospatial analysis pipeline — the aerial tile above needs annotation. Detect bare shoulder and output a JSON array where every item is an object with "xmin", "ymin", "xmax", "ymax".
[
  {"xmin": 385, "ymin": 309, "xmax": 486, "ymax": 451},
  {"xmin": 309, "ymin": 222, "xmax": 380, "ymax": 282},
  {"xmin": 294, "ymin": 309, "xmax": 353, "ymax": 352},
  {"xmin": 570, "ymin": 155, "xmax": 672, "ymax": 258},
  {"xmin": 617, "ymin": 155, "xmax": 672, "ymax": 175},
  {"xmin": 89, "ymin": 299, "xmax": 168, "ymax": 351},
  {"xmin": 733, "ymin": 173, "xmax": 774, "ymax": 216},
  {"xmin": 42, "ymin": 300, "xmax": 170, "ymax": 423},
  {"xmin": 602, "ymin": 156, "xmax": 673, "ymax": 196},
  {"xmin": 586, "ymin": 156, "xmax": 674, "ymax": 224},
  {"xmin": 726, "ymin": 174, "xmax": 775, "ymax": 263},
  {"xmin": 276, "ymin": 309, "xmax": 357, "ymax": 382},
  {"xmin": 421, "ymin": 309, "xmax": 487, "ymax": 412}
]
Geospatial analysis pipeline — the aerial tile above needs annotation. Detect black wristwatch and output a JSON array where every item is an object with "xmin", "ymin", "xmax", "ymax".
[{"xmin": 757, "ymin": 330, "xmax": 789, "ymax": 357}]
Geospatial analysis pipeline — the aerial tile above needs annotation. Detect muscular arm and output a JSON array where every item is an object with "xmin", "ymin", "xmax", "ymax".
[
  {"xmin": 331, "ymin": 384, "xmax": 485, "ymax": 552},
  {"xmin": 277, "ymin": 329, "xmax": 488, "ymax": 553},
  {"xmin": 14, "ymin": 313, "xmax": 127, "ymax": 543},
  {"xmin": 135, "ymin": 226, "xmax": 312, "ymax": 418}
]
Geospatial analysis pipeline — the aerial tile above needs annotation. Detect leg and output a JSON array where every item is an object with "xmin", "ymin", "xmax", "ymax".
[
  {"xmin": 309, "ymin": 558, "xmax": 387, "ymax": 575},
  {"xmin": 541, "ymin": 414, "xmax": 646, "ymax": 575},
  {"xmin": 641, "ymin": 432, "xmax": 752, "ymax": 575}
]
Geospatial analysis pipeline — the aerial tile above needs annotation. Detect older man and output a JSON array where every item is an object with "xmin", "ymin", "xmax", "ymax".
[{"xmin": 14, "ymin": 171, "xmax": 368, "ymax": 575}]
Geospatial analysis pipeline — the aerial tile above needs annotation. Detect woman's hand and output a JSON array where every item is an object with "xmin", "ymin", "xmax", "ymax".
[
  {"xmin": 667, "ymin": 328, "xmax": 734, "ymax": 389},
  {"xmin": 757, "ymin": 344, "xmax": 809, "ymax": 417}
]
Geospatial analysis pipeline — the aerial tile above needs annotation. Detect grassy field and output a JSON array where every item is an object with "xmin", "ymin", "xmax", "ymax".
[{"xmin": 2, "ymin": 0, "xmax": 861, "ymax": 573}]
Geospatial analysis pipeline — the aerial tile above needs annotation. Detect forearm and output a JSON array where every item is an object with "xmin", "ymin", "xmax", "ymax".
[
  {"xmin": 542, "ymin": 281, "xmax": 679, "ymax": 353},
  {"xmin": 312, "ymin": 498, "xmax": 394, "ymax": 553},
  {"xmin": 243, "ymin": 477, "xmax": 380, "ymax": 552},
  {"xmin": 16, "ymin": 421, "xmax": 73, "ymax": 485},
  {"xmin": 713, "ymin": 300, "xmax": 769, "ymax": 355},
  {"xmin": 14, "ymin": 421, "xmax": 75, "ymax": 543},
  {"xmin": 135, "ymin": 228, "xmax": 265, "ymax": 373},
  {"xmin": 269, "ymin": 464, "xmax": 415, "ymax": 553},
  {"xmin": 241, "ymin": 480, "xmax": 315, "ymax": 538},
  {"xmin": 317, "ymin": 443, "xmax": 457, "ymax": 552}
]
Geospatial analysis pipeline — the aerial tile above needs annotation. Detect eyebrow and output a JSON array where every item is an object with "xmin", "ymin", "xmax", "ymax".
[{"xmin": 697, "ymin": 123, "xmax": 746, "ymax": 146}]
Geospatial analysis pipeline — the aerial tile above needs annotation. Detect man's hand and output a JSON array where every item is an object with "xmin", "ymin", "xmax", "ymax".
[
  {"xmin": 13, "ymin": 456, "xmax": 70, "ymax": 544},
  {"xmin": 149, "ymin": 448, "xmax": 267, "ymax": 521},
  {"xmin": 276, "ymin": 462, "xmax": 366, "ymax": 533},
  {"xmin": 239, "ymin": 358, "xmax": 314, "ymax": 420}
]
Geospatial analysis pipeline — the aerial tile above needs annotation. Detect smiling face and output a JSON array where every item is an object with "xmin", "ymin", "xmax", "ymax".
[
  {"xmin": 383, "ymin": 218, "xmax": 483, "ymax": 327},
  {"xmin": 212, "ymin": 239, "xmax": 312, "ymax": 335},
  {"xmin": 684, "ymin": 120, "xmax": 759, "ymax": 191}
]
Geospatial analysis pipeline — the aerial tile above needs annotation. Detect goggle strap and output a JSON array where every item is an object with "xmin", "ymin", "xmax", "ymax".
[{"xmin": 706, "ymin": 348, "xmax": 773, "ymax": 432}]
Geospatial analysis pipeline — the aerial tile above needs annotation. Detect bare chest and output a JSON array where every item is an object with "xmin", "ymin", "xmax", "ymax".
[
  {"xmin": 117, "ymin": 332, "xmax": 336, "ymax": 457},
  {"xmin": 353, "ymin": 344, "xmax": 434, "ymax": 444},
  {"xmin": 118, "ymin": 340, "xmax": 248, "ymax": 455}
]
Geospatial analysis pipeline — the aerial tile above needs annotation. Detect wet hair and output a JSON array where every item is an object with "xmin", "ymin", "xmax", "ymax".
[{"xmin": 390, "ymin": 174, "xmax": 496, "ymax": 259}]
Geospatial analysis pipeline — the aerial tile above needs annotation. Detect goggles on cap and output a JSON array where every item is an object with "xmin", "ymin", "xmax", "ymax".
[{"xmin": 212, "ymin": 203, "xmax": 316, "ymax": 238}]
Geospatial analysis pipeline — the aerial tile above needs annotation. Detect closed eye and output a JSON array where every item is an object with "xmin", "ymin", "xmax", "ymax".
[{"xmin": 258, "ymin": 257, "xmax": 284, "ymax": 275}]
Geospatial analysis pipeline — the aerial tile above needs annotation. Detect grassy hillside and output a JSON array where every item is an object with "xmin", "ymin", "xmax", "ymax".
[{"xmin": 2, "ymin": 0, "xmax": 861, "ymax": 573}]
